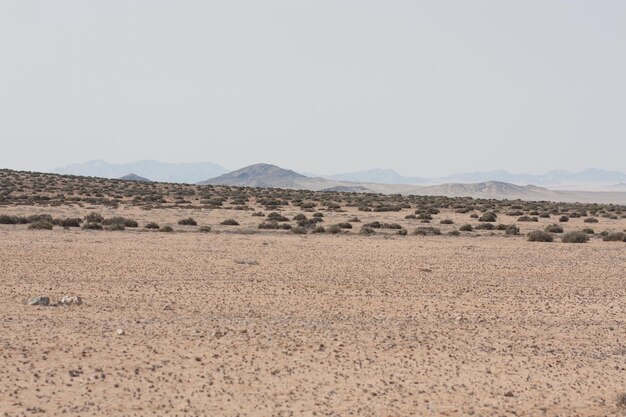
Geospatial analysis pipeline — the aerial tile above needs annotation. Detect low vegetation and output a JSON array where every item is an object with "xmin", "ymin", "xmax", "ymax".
[{"xmin": 527, "ymin": 230, "xmax": 554, "ymax": 242}]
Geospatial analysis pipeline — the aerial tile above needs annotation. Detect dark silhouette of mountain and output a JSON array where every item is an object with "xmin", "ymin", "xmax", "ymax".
[
  {"xmin": 119, "ymin": 173, "xmax": 151, "ymax": 182},
  {"xmin": 200, "ymin": 163, "xmax": 368, "ymax": 191}
]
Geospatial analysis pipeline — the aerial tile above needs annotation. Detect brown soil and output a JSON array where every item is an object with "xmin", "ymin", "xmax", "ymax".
[{"xmin": 1, "ymin": 207, "xmax": 625, "ymax": 416}]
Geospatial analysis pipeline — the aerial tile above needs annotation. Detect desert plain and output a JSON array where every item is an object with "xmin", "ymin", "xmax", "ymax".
[{"xmin": 1, "ymin": 171, "xmax": 626, "ymax": 416}]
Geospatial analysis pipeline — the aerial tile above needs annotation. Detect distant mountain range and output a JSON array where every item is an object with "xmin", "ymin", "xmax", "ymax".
[
  {"xmin": 49, "ymin": 160, "xmax": 626, "ymax": 203},
  {"xmin": 322, "ymin": 168, "xmax": 626, "ymax": 188},
  {"xmin": 52, "ymin": 160, "xmax": 626, "ymax": 188},
  {"xmin": 52, "ymin": 159, "xmax": 227, "ymax": 183},
  {"xmin": 199, "ymin": 163, "xmax": 626, "ymax": 204},
  {"xmin": 200, "ymin": 164, "xmax": 550, "ymax": 197}
]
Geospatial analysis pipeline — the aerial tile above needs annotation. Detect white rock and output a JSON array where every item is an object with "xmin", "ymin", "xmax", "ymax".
[
  {"xmin": 60, "ymin": 295, "xmax": 82, "ymax": 306},
  {"xmin": 116, "ymin": 328, "xmax": 125, "ymax": 336}
]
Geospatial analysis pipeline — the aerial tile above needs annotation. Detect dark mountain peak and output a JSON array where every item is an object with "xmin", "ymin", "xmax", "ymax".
[
  {"xmin": 119, "ymin": 173, "xmax": 151, "ymax": 182},
  {"xmin": 199, "ymin": 163, "xmax": 307, "ymax": 186}
]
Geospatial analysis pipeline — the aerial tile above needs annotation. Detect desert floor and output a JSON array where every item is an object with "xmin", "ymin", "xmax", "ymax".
[{"xmin": 1, "ymin": 207, "xmax": 626, "ymax": 417}]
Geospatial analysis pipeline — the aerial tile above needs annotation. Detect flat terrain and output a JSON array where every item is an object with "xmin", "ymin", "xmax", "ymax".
[{"xmin": 1, "ymin": 206, "xmax": 626, "ymax": 416}]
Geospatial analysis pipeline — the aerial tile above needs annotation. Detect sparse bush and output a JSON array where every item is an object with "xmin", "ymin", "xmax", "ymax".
[
  {"xmin": 106, "ymin": 223, "xmax": 125, "ymax": 231},
  {"xmin": 440, "ymin": 219, "xmax": 454, "ymax": 224},
  {"xmin": 328, "ymin": 224, "xmax": 342, "ymax": 234},
  {"xmin": 479, "ymin": 212, "xmax": 497, "ymax": 222},
  {"xmin": 267, "ymin": 212, "xmax": 289, "ymax": 222},
  {"xmin": 414, "ymin": 226, "xmax": 441, "ymax": 236},
  {"xmin": 348, "ymin": 216, "xmax": 360, "ymax": 222},
  {"xmin": 559, "ymin": 215, "xmax": 569, "ymax": 222},
  {"xmin": 397, "ymin": 228, "xmax": 408, "ymax": 236},
  {"xmin": 55, "ymin": 217, "xmax": 82, "ymax": 227},
  {"xmin": 221, "ymin": 218, "xmax": 239, "ymax": 226},
  {"xmin": 545, "ymin": 224, "xmax": 563, "ymax": 233},
  {"xmin": 291, "ymin": 226, "xmax": 308, "ymax": 234},
  {"xmin": 293, "ymin": 213, "xmax": 307, "ymax": 221},
  {"xmin": 297, "ymin": 218, "xmax": 320, "ymax": 228},
  {"xmin": 145, "ymin": 222, "xmax": 160, "ymax": 229},
  {"xmin": 459, "ymin": 224, "xmax": 473, "ymax": 232},
  {"xmin": 382, "ymin": 223, "xmax": 402, "ymax": 229},
  {"xmin": 312, "ymin": 212, "xmax": 324, "ymax": 218},
  {"xmin": 475, "ymin": 223, "xmax": 494, "ymax": 230},
  {"xmin": 518, "ymin": 216, "xmax": 538, "ymax": 222},
  {"xmin": 28, "ymin": 220, "xmax": 53, "ymax": 230},
  {"xmin": 0, "ymin": 215, "xmax": 21, "ymax": 224},
  {"xmin": 82, "ymin": 222, "xmax": 103, "ymax": 230},
  {"xmin": 252, "ymin": 211, "xmax": 265, "ymax": 217},
  {"xmin": 505, "ymin": 225, "xmax": 520, "ymax": 235},
  {"xmin": 582, "ymin": 227, "xmax": 594, "ymax": 234},
  {"xmin": 178, "ymin": 217, "xmax": 197, "ymax": 226},
  {"xmin": 199, "ymin": 225, "xmax": 212, "ymax": 233},
  {"xmin": 84, "ymin": 212, "xmax": 104, "ymax": 223},
  {"xmin": 584, "ymin": 217, "xmax": 598, "ymax": 223},
  {"xmin": 336, "ymin": 222, "xmax": 352, "ymax": 229},
  {"xmin": 527, "ymin": 230, "xmax": 553, "ymax": 242},
  {"xmin": 602, "ymin": 232, "xmax": 625, "ymax": 242},
  {"xmin": 311, "ymin": 226, "xmax": 326, "ymax": 233},
  {"xmin": 364, "ymin": 221, "xmax": 381, "ymax": 229},
  {"xmin": 160, "ymin": 225, "xmax": 174, "ymax": 232},
  {"xmin": 562, "ymin": 231, "xmax": 589, "ymax": 243},
  {"xmin": 258, "ymin": 221, "xmax": 280, "ymax": 230},
  {"xmin": 104, "ymin": 217, "xmax": 138, "ymax": 227},
  {"xmin": 359, "ymin": 226, "xmax": 375, "ymax": 236}
]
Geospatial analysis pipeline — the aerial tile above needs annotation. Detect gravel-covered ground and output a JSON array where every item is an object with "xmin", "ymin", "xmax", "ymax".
[{"xmin": 1, "ymin": 207, "xmax": 625, "ymax": 416}]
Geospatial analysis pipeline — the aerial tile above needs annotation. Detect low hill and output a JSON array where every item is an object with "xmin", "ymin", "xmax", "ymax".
[
  {"xmin": 324, "ymin": 169, "xmax": 427, "ymax": 185},
  {"xmin": 321, "ymin": 185, "xmax": 372, "ymax": 193},
  {"xmin": 119, "ymin": 173, "xmax": 151, "ymax": 182},
  {"xmin": 199, "ymin": 163, "xmax": 344, "ymax": 190},
  {"xmin": 420, "ymin": 181, "xmax": 550, "ymax": 199}
]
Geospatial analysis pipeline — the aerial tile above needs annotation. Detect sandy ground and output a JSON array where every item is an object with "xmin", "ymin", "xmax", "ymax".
[{"xmin": 1, "ymin": 207, "xmax": 626, "ymax": 416}]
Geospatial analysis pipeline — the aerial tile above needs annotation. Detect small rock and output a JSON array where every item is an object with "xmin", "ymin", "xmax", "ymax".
[
  {"xmin": 60, "ymin": 295, "xmax": 82, "ymax": 306},
  {"xmin": 212, "ymin": 329, "xmax": 226, "ymax": 339},
  {"xmin": 504, "ymin": 391, "xmax": 515, "ymax": 397},
  {"xmin": 28, "ymin": 296, "xmax": 50, "ymax": 306},
  {"xmin": 116, "ymin": 328, "xmax": 125, "ymax": 336},
  {"xmin": 235, "ymin": 259, "xmax": 258, "ymax": 266}
]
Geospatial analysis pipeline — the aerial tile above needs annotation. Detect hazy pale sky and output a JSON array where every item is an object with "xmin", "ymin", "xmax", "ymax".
[{"xmin": 1, "ymin": 0, "xmax": 625, "ymax": 176}]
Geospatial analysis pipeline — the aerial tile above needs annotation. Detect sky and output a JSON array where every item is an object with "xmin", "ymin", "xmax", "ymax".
[{"xmin": 1, "ymin": 0, "xmax": 625, "ymax": 177}]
